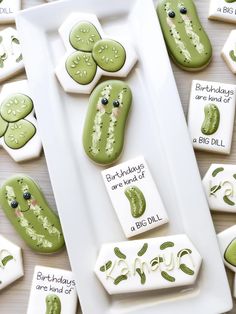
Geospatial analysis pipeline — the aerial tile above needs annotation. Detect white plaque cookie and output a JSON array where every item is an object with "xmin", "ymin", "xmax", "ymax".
[
  {"xmin": 94, "ymin": 234, "xmax": 202, "ymax": 295},
  {"xmin": 188, "ymin": 80, "xmax": 236, "ymax": 154},
  {"xmin": 218, "ymin": 225, "xmax": 236, "ymax": 272},
  {"xmin": 221, "ymin": 30, "xmax": 236, "ymax": 74},
  {"xmin": 0, "ymin": 80, "xmax": 42, "ymax": 162},
  {"xmin": 0, "ymin": 0, "xmax": 21, "ymax": 24},
  {"xmin": 102, "ymin": 156, "xmax": 169, "ymax": 238},
  {"xmin": 55, "ymin": 13, "xmax": 137, "ymax": 94},
  {"xmin": 209, "ymin": 0, "xmax": 236, "ymax": 24},
  {"xmin": 202, "ymin": 164, "xmax": 236, "ymax": 212},
  {"xmin": 0, "ymin": 234, "xmax": 24, "ymax": 290},
  {"xmin": 27, "ymin": 266, "xmax": 78, "ymax": 314},
  {"xmin": 0, "ymin": 27, "xmax": 24, "ymax": 82}
]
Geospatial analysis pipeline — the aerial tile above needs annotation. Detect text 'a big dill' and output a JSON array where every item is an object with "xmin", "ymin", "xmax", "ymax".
[{"xmin": 94, "ymin": 234, "xmax": 202, "ymax": 294}]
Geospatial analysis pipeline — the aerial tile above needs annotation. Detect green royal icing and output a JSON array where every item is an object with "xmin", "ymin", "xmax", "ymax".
[
  {"xmin": 201, "ymin": 104, "xmax": 220, "ymax": 135},
  {"xmin": 66, "ymin": 51, "xmax": 97, "ymax": 85},
  {"xmin": 4, "ymin": 120, "xmax": 36, "ymax": 149},
  {"xmin": 157, "ymin": 0, "xmax": 212, "ymax": 70},
  {"xmin": 83, "ymin": 80, "xmax": 132, "ymax": 165},
  {"xmin": 0, "ymin": 94, "xmax": 33, "ymax": 123},
  {"xmin": 46, "ymin": 294, "xmax": 61, "ymax": 314},
  {"xmin": 0, "ymin": 175, "xmax": 65, "ymax": 254},
  {"xmin": 229, "ymin": 50, "xmax": 236, "ymax": 62},
  {"xmin": 125, "ymin": 186, "xmax": 146, "ymax": 218},
  {"xmin": 69, "ymin": 21, "xmax": 101, "ymax": 52},
  {"xmin": 224, "ymin": 238, "xmax": 236, "ymax": 267},
  {"xmin": 92, "ymin": 39, "xmax": 126, "ymax": 72},
  {"xmin": 225, "ymin": 0, "xmax": 236, "ymax": 2}
]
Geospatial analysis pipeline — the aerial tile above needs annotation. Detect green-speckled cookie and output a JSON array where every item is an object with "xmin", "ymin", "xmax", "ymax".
[
  {"xmin": 157, "ymin": 0, "xmax": 212, "ymax": 71},
  {"xmin": 92, "ymin": 39, "xmax": 126, "ymax": 72},
  {"xmin": 83, "ymin": 80, "xmax": 132, "ymax": 165},
  {"xmin": 0, "ymin": 175, "xmax": 65, "ymax": 254},
  {"xmin": 65, "ymin": 51, "xmax": 97, "ymax": 85},
  {"xmin": 46, "ymin": 294, "xmax": 61, "ymax": 314},
  {"xmin": 69, "ymin": 21, "xmax": 101, "ymax": 52}
]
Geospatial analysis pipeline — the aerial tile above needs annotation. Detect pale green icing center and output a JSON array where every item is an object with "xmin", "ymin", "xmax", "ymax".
[
  {"xmin": 66, "ymin": 51, "xmax": 97, "ymax": 85},
  {"xmin": 92, "ymin": 39, "xmax": 126, "ymax": 72},
  {"xmin": 69, "ymin": 21, "xmax": 101, "ymax": 52}
]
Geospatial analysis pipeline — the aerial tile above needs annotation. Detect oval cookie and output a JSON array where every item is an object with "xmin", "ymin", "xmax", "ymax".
[
  {"xmin": 0, "ymin": 175, "xmax": 65, "ymax": 254},
  {"xmin": 83, "ymin": 80, "xmax": 132, "ymax": 165},
  {"xmin": 157, "ymin": 0, "xmax": 212, "ymax": 71}
]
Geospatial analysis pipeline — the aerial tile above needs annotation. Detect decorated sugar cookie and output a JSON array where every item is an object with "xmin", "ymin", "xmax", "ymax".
[
  {"xmin": 0, "ymin": 27, "xmax": 24, "ymax": 82},
  {"xmin": 202, "ymin": 164, "xmax": 236, "ymax": 212},
  {"xmin": 94, "ymin": 234, "xmax": 202, "ymax": 294},
  {"xmin": 221, "ymin": 30, "xmax": 236, "ymax": 74},
  {"xmin": 27, "ymin": 266, "xmax": 77, "ymax": 314},
  {"xmin": 55, "ymin": 13, "xmax": 137, "ymax": 94},
  {"xmin": 188, "ymin": 80, "xmax": 236, "ymax": 154},
  {"xmin": 157, "ymin": 0, "xmax": 212, "ymax": 71},
  {"xmin": 218, "ymin": 225, "xmax": 236, "ymax": 272},
  {"xmin": 0, "ymin": 234, "xmax": 24, "ymax": 290},
  {"xmin": 0, "ymin": 0, "xmax": 21, "ymax": 24},
  {"xmin": 83, "ymin": 80, "xmax": 132, "ymax": 165},
  {"xmin": 209, "ymin": 0, "xmax": 236, "ymax": 24},
  {"xmin": 0, "ymin": 80, "xmax": 42, "ymax": 162},
  {"xmin": 0, "ymin": 175, "xmax": 65, "ymax": 254},
  {"xmin": 101, "ymin": 156, "xmax": 169, "ymax": 238}
]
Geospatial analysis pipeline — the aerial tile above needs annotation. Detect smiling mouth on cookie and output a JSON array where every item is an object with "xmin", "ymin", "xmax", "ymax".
[{"xmin": 20, "ymin": 206, "xmax": 30, "ymax": 213}]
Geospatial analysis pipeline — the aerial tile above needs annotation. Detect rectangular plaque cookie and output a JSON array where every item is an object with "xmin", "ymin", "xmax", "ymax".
[
  {"xmin": 27, "ymin": 266, "xmax": 78, "ymax": 314},
  {"xmin": 209, "ymin": 0, "xmax": 236, "ymax": 24},
  {"xmin": 101, "ymin": 156, "xmax": 169, "ymax": 238},
  {"xmin": 188, "ymin": 80, "xmax": 236, "ymax": 154}
]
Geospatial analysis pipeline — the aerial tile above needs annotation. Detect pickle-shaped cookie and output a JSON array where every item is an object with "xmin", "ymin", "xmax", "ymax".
[
  {"xmin": 0, "ymin": 175, "xmax": 65, "ymax": 253},
  {"xmin": 83, "ymin": 80, "xmax": 132, "ymax": 165},
  {"xmin": 46, "ymin": 294, "xmax": 61, "ymax": 314},
  {"xmin": 124, "ymin": 186, "xmax": 146, "ymax": 218},
  {"xmin": 224, "ymin": 238, "xmax": 236, "ymax": 266},
  {"xmin": 201, "ymin": 104, "xmax": 220, "ymax": 135},
  {"xmin": 157, "ymin": 0, "xmax": 212, "ymax": 71}
]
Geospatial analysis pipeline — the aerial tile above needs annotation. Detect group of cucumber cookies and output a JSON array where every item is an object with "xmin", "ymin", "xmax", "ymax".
[{"xmin": 2, "ymin": 0, "xmax": 236, "ymax": 312}]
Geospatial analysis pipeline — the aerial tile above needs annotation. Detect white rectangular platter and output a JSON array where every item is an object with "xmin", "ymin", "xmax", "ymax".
[{"xmin": 16, "ymin": 0, "xmax": 232, "ymax": 313}]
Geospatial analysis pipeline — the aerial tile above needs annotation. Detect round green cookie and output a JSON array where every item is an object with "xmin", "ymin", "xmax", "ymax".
[
  {"xmin": 0, "ymin": 115, "xmax": 8, "ymax": 137},
  {"xmin": 66, "ymin": 51, "xmax": 97, "ymax": 85},
  {"xmin": 0, "ymin": 175, "xmax": 65, "ymax": 254},
  {"xmin": 69, "ymin": 21, "xmax": 101, "ymax": 52},
  {"xmin": 0, "ymin": 93, "xmax": 33, "ymax": 123},
  {"xmin": 83, "ymin": 80, "xmax": 132, "ymax": 165},
  {"xmin": 92, "ymin": 39, "xmax": 126, "ymax": 72},
  {"xmin": 4, "ymin": 119, "xmax": 36, "ymax": 149}
]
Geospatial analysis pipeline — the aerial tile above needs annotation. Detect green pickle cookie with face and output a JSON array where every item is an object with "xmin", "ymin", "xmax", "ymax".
[
  {"xmin": 83, "ymin": 80, "xmax": 132, "ymax": 165},
  {"xmin": 157, "ymin": 0, "xmax": 212, "ymax": 71},
  {"xmin": 0, "ymin": 175, "xmax": 65, "ymax": 254}
]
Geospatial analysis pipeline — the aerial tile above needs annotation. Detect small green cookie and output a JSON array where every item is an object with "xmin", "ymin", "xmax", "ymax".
[
  {"xmin": 4, "ymin": 120, "xmax": 36, "ymax": 149},
  {"xmin": 65, "ymin": 51, "xmax": 97, "ymax": 85},
  {"xmin": 69, "ymin": 21, "xmax": 101, "ymax": 52},
  {"xmin": 83, "ymin": 80, "xmax": 132, "ymax": 165},
  {"xmin": 0, "ymin": 115, "xmax": 8, "ymax": 137},
  {"xmin": 46, "ymin": 294, "xmax": 61, "ymax": 314},
  {"xmin": 0, "ymin": 93, "xmax": 33, "ymax": 122},
  {"xmin": 92, "ymin": 39, "xmax": 126, "ymax": 72},
  {"xmin": 0, "ymin": 175, "xmax": 65, "ymax": 254}
]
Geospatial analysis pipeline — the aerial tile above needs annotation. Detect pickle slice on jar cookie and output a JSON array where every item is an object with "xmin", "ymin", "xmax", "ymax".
[
  {"xmin": 0, "ymin": 175, "xmax": 65, "ymax": 254},
  {"xmin": 83, "ymin": 80, "xmax": 132, "ymax": 165},
  {"xmin": 157, "ymin": 0, "xmax": 212, "ymax": 71}
]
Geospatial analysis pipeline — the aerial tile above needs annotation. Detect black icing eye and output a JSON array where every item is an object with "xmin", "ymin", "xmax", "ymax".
[
  {"xmin": 11, "ymin": 200, "xmax": 18, "ymax": 208},
  {"xmin": 113, "ymin": 100, "xmax": 120, "ymax": 108},
  {"xmin": 101, "ymin": 98, "xmax": 108, "ymax": 105},
  {"xmin": 23, "ymin": 192, "xmax": 31, "ymax": 200},
  {"xmin": 168, "ymin": 10, "xmax": 175, "ymax": 18},
  {"xmin": 180, "ymin": 7, "xmax": 187, "ymax": 14}
]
